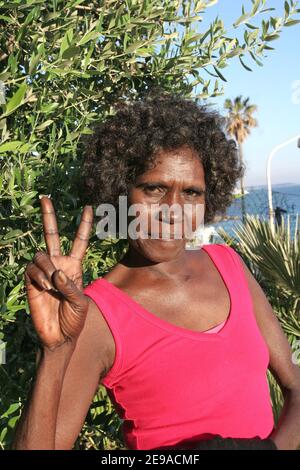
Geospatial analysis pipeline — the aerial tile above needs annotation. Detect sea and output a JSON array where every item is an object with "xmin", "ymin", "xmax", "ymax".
[{"xmin": 210, "ymin": 183, "xmax": 300, "ymax": 241}]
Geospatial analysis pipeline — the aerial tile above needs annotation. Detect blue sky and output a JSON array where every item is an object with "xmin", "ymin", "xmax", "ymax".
[{"xmin": 195, "ymin": 0, "xmax": 300, "ymax": 187}]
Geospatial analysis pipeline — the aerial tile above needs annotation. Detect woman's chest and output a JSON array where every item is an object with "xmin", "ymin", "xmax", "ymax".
[{"xmin": 123, "ymin": 274, "xmax": 231, "ymax": 333}]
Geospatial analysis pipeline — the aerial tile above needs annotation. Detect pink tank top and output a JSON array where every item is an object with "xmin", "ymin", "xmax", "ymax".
[{"xmin": 83, "ymin": 243, "xmax": 275, "ymax": 450}]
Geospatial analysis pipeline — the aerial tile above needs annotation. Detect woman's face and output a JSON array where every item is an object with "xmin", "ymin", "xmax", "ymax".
[{"xmin": 127, "ymin": 145, "xmax": 206, "ymax": 263}]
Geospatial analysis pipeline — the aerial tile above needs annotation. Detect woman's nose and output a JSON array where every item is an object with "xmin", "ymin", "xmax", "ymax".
[{"xmin": 158, "ymin": 191, "xmax": 183, "ymax": 224}]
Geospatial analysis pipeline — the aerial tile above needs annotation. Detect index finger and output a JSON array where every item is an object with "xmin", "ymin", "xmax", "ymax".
[
  {"xmin": 39, "ymin": 195, "xmax": 62, "ymax": 257},
  {"xmin": 69, "ymin": 205, "xmax": 93, "ymax": 262}
]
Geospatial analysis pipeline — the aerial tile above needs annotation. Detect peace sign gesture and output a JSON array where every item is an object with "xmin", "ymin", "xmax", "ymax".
[{"xmin": 24, "ymin": 196, "xmax": 94, "ymax": 351}]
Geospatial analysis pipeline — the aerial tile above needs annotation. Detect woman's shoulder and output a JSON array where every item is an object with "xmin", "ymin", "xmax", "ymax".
[
  {"xmin": 203, "ymin": 242, "xmax": 243, "ymax": 258},
  {"xmin": 84, "ymin": 294, "xmax": 116, "ymax": 379},
  {"xmin": 201, "ymin": 243, "xmax": 247, "ymax": 275},
  {"xmin": 201, "ymin": 242, "xmax": 239, "ymax": 257},
  {"xmin": 202, "ymin": 242, "xmax": 236, "ymax": 251}
]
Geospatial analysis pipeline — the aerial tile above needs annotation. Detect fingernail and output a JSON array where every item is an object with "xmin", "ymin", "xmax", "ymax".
[
  {"xmin": 57, "ymin": 270, "xmax": 67, "ymax": 283},
  {"xmin": 43, "ymin": 279, "xmax": 53, "ymax": 290}
]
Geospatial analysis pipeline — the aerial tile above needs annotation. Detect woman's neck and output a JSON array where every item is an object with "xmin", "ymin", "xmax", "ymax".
[{"xmin": 120, "ymin": 245, "xmax": 192, "ymax": 279}]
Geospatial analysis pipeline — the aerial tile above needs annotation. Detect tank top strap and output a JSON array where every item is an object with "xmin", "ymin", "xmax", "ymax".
[{"xmin": 201, "ymin": 243, "xmax": 245, "ymax": 289}]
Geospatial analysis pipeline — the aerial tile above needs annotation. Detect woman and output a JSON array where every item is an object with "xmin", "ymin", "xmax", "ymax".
[{"xmin": 12, "ymin": 92, "xmax": 300, "ymax": 450}]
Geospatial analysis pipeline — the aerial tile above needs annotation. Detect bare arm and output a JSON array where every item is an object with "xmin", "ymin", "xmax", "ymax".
[
  {"xmin": 12, "ymin": 297, "xmax": 114, "ymax": 450},
  {"xmin": 54, "ymin": 298, "xmax": 115, "ymax": 450},
  {"xmin": 11, "ymin": 196, "xmax": 105, "ymax": 450},
  {"xmin": 239, "ymin": 255, "xmax": 300, "ymax": 450},
  {"xmin": 12, "ymin": 343, "xmax": 75, "ymax": 449}
]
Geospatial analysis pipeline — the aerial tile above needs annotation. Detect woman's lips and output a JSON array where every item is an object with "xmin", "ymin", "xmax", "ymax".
[
  {"xmin": 138, "ymin": 229, "xmax": 184, "ymax": 240},
  {"xmin": 146, "ymin": 232, "xmax": 183, "ymax": 240}
]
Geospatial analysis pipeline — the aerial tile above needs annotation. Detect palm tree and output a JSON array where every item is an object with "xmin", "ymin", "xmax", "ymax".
[{"xmin": 224, "ymin": 96, "xmax": 258, "ymax": 220}]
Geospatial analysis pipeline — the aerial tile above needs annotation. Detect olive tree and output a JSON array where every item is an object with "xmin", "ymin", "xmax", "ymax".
[{"xmin": 0, "ymin": 0, "xmax": 299, "ymax": 450}]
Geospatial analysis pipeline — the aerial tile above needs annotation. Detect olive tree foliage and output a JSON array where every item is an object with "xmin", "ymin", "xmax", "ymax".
[{"xmin": 0, "ymin": 0, "xmax": 299, "ymax": 449}]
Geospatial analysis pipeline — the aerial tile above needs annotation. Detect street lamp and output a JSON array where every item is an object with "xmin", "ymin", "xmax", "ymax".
[{"xmin": 267, "ymin": 135, "xmax": 300, "ymax": 234}]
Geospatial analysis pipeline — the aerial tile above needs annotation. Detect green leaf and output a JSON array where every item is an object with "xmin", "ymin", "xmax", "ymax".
[
  {"xmin": 270, "ymin": 16, "xmax": 281, "ymax": 29},
  {"xmin": 23, "ymin": 6, "xmax": 39, "ymax": 28},
  {"xmin": 35, "ymin": 120, "xmax": 54, "ymax": 132},
  {"xmin": 249, "ymin": 51, "xmax": 263, "ymax": 66},
  {"xmin": 136, "ymin": 48, "xmax": 152, "ymax": 57},
  {"xmin": 262, "ymin": 44, "xmax": 275, "ymax": 50},
  {"xmin": 0, "ymin": 71, "xmax": 10, "ymax": 82},
  {"xmin": 245, "ymin": 22, "xmax": 259, "ymax": 30},
  {"xmin": 60, "ymin": 28, "xmax": 74, "ymax": 57},
  {"xmin": 5, "ymin": 83, "xmax": 27, "ymax": 115},
  {"xmin": 20, "ymin": 191, "xmax": 38, "ymax": 207},
  {"xmin": 0, "ymin": 427, "xmax": 7, "ymax": 442},
  {"xmin": 213, "ymin": 65, "xmax": 227, "ymax": 82},
  {"xmin": 284, "ymin": 19, "xmax": 300, "ymax": 27},
  {"xmin": 199, "ymin": 28, "xmax": 211, "ymax": 45},
  {"xmin": 7, "ymin": 282, "xmax": 23, "ymax": 307},
  {"xmin": 62, "ymin": 46, "xmax": 81, "ymax": 59},
  {"xmin": 20, "ymin": 143, "xmax": 35, "ymax": 153},
  {"xmin": 125, "ymin": 40, "xmax": 147, "ymax": 54},
  {"xmin": 8, "ymin": 416, "xmax": 20, "ymax": 428},
  {"xmin": 0, "ymin": 15, "xmax": 15, "ymax": 24},
  {"xmin": 205, "ymin": 0, "xmax": 218, "ymax": 6},
  {"xmin": 239, "ymin": 56, "xmax": 252, "ymax": 71},
  {"xmin": 233, "ymin": 13, "xmax": 249, "ymax": 28},
  {"xmin": 264, "ymin": 34, "xmax": 280, "ymax": 41},
  {"xmin": 3, "ymin": 229, "xmax": 23, "ymax": 240},
  {"xmin": 1, "ymin": 403, "xmax": 20, "ymax": 418},
  {"xmin": 21, "ymin": 204, "xmax": 35, "ymax": 215},
  {"xmin": 251, "ymin": 0, "xmax": 261, "ymax": 16},
  {"xmin": 0, "ymin": 141, "xmax": 23, "ymax": 153},
  {"xmin": 78, "ymin": 31, "xmax": 100, "ymax": 46},
  {"xmin": 226, "ymin": 47, "xmax": 245, "ymax": 58},
  {"xmin": 29, "ymin": 44, "xmax": 45, "ymax": 74},
  {"xmin": 40, "ymin": 102, "xmax": 59, "ymax": 113},
  {"xmin": 284, "ymin": 1, "xmax": 290, "ymax": 15},
  {"xmin": 260, "ymin": 8, "xmax": 276, "ymax": 13}
]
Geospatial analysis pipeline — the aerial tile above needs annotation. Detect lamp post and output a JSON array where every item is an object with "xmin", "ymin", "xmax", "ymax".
[{"xmin": 267, "ymin": 135, "xmax": 300, "ymax": 234}]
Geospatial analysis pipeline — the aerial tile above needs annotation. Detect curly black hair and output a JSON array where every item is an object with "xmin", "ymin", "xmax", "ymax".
[{"xmin": 79, "ymin": 89, "xmax": 244, "ymax": 225}]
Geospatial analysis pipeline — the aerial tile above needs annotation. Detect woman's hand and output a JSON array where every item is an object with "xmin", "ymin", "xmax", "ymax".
[{"xmin": 24, "ymin": 196, "xmax": 93, "ymax": 351}]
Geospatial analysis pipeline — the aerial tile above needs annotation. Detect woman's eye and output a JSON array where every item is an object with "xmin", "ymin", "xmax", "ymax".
[
  {"xmin": 185, "ymin": 190, "xmax": 201, "ymax": 197},
  {"xmin": 144, "ymin": 185, "xmax": 163, "ymax": 193},
  {"xmin": 141, "ymin": 185, "xmax": 204, "ymax": 197}
]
